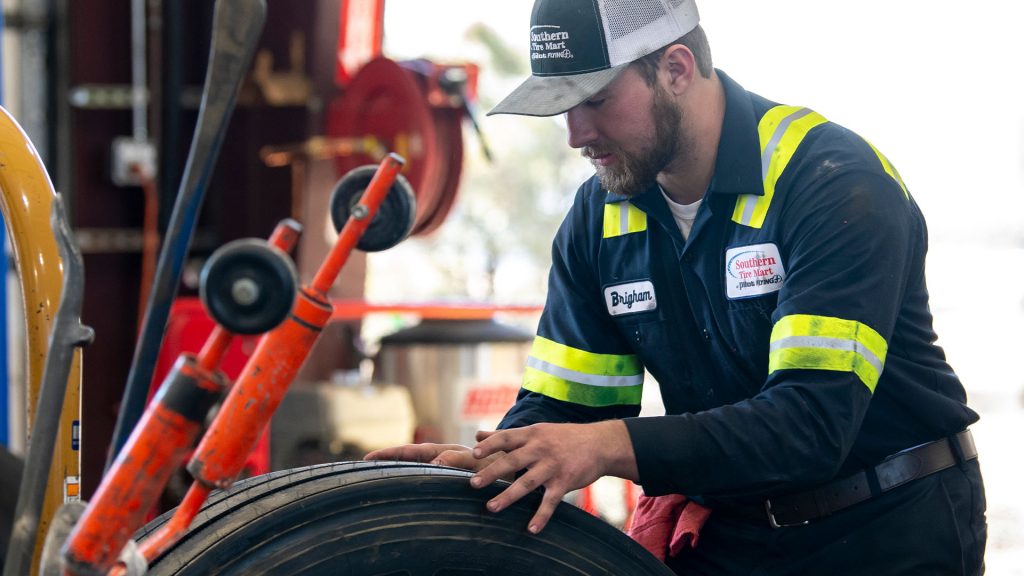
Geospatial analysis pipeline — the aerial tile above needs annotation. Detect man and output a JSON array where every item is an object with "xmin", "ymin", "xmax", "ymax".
[{"xmin": 367, "ymin": 0, "xmax": 987, "ymax": 573}]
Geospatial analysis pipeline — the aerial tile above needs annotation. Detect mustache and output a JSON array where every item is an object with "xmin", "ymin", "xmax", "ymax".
[{"xmin": 582, "ymin": 146, "xmax": 612, "ymax": 160}]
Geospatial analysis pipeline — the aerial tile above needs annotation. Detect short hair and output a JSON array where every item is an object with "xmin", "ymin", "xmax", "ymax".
[{"xmin": 633, "ymin": 24, "xmax": 713, "ymax": 84}]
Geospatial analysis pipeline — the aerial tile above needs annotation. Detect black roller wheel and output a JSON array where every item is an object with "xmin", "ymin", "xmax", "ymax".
[
  {"xmin": 137, "ymin": 462, "xmax": 672, "ymax": 575},
  {"xmin": 330, "ymin": 165, "xmax": 416, "ymax": 252},
  {"xmin": 199, "ymin": 239, "xmax": 298, "ymax": 335}
]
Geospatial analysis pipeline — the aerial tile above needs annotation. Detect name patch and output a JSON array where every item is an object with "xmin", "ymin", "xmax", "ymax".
[
  {"xmin": 725, "ymin": 243, "xmax": 786, "ymax": 299},
  {"xmin": 604, "ymin": 281, "xmax": 657, "ymax": 316}
]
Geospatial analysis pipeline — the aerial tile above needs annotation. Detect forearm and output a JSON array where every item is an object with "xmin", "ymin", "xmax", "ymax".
[{"xmin": 625, "ymin": 375, "xmax": 868, "ymax": 498}]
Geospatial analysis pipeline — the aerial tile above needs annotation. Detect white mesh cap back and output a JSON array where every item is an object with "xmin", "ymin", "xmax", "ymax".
[{"xmin": 601, "ymin": 0, "xmax": 700, "ymax": 66}]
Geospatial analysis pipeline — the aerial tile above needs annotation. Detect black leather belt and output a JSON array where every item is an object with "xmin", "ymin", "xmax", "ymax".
[{"xmin": 764, "ymin": 429, "xmax": 977, "ymax": 528}]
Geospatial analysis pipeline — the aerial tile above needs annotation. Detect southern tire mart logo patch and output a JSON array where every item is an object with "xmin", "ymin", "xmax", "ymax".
[{"xmin": 725, "ymin": 243, "xmax": 786, "ymax": 299}]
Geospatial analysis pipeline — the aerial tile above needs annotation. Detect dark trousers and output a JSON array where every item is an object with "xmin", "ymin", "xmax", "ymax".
[{"xmin": 667, "ymin": 459, "xmax": 987, "ymax": 575}]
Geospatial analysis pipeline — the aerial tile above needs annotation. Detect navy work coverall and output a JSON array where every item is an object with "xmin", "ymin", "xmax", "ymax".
[{"xmin": 498, "ymin": 71, "xmax": 986, "ymax": 575}]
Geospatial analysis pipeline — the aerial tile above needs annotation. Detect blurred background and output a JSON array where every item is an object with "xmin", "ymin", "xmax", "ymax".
[{"xmin": 0, "ymin": 0, "xmax": 1020, "ymax": 572}]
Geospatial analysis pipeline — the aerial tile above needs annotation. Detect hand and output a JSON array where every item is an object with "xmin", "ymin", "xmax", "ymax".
[
  {"xmin": 364, "ymin": 443, "xmax": 503, "ymax": 473},
  {"xmin": 470, "ymin": 420, "xmax": 638, "ymax": 534}
]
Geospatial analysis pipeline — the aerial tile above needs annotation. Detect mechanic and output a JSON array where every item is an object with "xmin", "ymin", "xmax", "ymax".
[{"xmin": 367, "ymin": 0, "xmax": 987, "ymax": 573}]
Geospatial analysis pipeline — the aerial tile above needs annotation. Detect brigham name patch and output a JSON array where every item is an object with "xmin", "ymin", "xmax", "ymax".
[
  {"xmin": 725, "ymin": 243, "xmax": 786, "ymax": 299},
  {"xmin": 604, "ymin": 281, "xmax": 657, "ymax": 316}
]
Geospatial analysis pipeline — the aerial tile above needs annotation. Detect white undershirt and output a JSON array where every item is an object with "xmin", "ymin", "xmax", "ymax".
[{"xmin": 660, "ymin": 188, "xmax": 703, "ymax": 240}]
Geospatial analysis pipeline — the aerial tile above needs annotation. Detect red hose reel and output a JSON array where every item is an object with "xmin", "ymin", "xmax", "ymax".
[{"xmin": 328, "ymin": 56, "xmax": 476, "ymax": 236}]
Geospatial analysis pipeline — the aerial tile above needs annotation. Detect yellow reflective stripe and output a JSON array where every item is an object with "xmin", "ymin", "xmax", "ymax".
[
  {"xmin": 523, "ymin": 336, "xmax": 644, "ymax": 407},
  {"xmin": 768, "ymin": 314, "xmax": 888, "ymax": 393},
  {"xmin": 867, "ymin": 142, "xmax": 909, "ymax": 199},
  {"xmin": 530, "ymin": 336, "xmax": 643, "ymax": 377},
  {"xmin": 603, "ymin": 202, "xmax": 647, "ymax": 239},
  {"xmin": 523, "ymin": 367, "xmax": 643, "ymax": 407},
  {"xmin": 733, "ymin": 106, "xmax": 829, "ymax": 229}
]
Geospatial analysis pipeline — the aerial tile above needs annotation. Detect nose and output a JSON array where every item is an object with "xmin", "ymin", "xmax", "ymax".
[{"xmin": 565, "ymin": 107, "xmax": 596, "ymax": 149}]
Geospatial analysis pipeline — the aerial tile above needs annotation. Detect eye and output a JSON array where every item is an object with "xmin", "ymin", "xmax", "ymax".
[{"xmin": 584, "ymin": 95, "xmax": 607, "ymax": 107}]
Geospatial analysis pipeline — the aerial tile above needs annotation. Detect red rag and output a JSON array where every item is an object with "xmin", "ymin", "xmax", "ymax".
[
  {"xmin": 669, "ymin": 497, "xmax": 713, "ymax": 555},
  {"xmin": 627, "ymin": 493, "xmax": 712, "ymax": 562}
]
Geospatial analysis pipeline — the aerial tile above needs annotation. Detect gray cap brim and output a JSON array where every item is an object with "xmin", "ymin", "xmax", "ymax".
[{"xmin": 487, "ymin": 64, "xmax": 628, "ymax": 117}]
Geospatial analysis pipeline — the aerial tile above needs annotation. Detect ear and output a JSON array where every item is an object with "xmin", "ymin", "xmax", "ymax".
[{"xmin": 661, "ymin": 44, "xmax": 697, "ymax": 96}]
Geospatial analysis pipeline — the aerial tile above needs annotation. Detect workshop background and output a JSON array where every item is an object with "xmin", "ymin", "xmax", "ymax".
[{"xmin": 0, "ymin": 0, "xmax": 1021, "ymax": 573}]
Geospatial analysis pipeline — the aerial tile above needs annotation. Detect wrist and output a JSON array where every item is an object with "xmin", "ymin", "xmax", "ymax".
[{"xmin": 596, "ymin": 420, "xmax": 639, "ymax": 482}]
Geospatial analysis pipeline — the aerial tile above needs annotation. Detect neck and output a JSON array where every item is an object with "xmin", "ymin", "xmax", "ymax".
[{"xmin": 657, "ymin": 71, "xmax": 725, "ymax": 205}]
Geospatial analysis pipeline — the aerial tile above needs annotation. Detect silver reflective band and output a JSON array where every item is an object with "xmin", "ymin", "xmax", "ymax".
[
  {"xmin": 769, "ymin": 335, "xmax": 885, "ymax": 376},
  {"xmin": 761, "ymin": 107, "xmax": 814, "ymax": 179},
  {"xmin": 740, "ymin": 107, "xmax": 814, "ymax": 228},
  {"xmin": 620, "ymin": 202, "xmax": 630, "ymax": 236},
  {"xmin": 526, "ymin": 356, "xmax": 644, "ymax": 388},
  {"xmin": 741, "ymin": 107, "xmax": 811, "ymax": 226}
]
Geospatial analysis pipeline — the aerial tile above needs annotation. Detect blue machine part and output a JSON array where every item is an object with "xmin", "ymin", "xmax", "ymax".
[{"xmin": 0, "ymin": 6, "xmax": 9, "ymax": 447}]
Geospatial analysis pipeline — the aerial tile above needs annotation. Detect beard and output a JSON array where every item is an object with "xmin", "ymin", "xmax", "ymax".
[{"xmin": 584, "ymin": 83, "xmax": 684, "ymax": 197}]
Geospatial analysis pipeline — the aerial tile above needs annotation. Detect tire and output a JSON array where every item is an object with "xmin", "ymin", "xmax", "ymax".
[
  {"xmin": 0, "ymin": 445, "xmax": 24, "ymax": 565},
  {"xmin": 137, "ymin": 461, "xmax": 672, "ymax": 575}
]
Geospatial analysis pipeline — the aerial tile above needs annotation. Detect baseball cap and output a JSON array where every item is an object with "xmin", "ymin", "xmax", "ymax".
[{"xmin": 488, "ymin": 0, "xmax": 700, "ymax": 117}]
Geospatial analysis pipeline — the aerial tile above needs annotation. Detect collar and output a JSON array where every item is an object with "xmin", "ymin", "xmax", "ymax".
[
  {"xmin": 709, "ymin": 70, "xmax": 763, "ymax": 197},
  {"xmin": 604, "ymin": 69, "xmax": 763, "ymax": 205}
]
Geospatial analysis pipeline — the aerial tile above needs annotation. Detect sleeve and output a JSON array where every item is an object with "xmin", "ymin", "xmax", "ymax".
[
  {"xmin": 625, "ymin": 166, "xmax": 920, "ymax": 498},
  {"xmin": 499, "ymin": 188, "xmax": 645, "ymax": 430}
]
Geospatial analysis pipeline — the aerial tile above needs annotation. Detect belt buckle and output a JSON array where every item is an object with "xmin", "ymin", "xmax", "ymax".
[{"xmin": 765, "ymin": 499, "xmax": 810, "ymax": 529}]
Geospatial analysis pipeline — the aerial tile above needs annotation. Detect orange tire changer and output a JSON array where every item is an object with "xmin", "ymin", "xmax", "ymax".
[{"xmin": 61, "ymin": 154, "xmax": 406, "ymax": 575}]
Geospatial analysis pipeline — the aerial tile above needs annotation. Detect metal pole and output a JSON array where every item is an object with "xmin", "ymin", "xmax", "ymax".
[{"xmin": 131, "ymin": 0, "xmax": 148, "ymax": 142}]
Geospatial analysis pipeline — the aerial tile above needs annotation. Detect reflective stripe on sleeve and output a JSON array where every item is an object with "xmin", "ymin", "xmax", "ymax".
[
  {"xmin": 603, "ymin": 201, "xmax": 648, "ymax": 239},
  {"xmin": 522, "ymin": 336, "xmax": 644, "ymax": 406},
  {"xmin": 867, "ymin": 141, "xmax": 909, "ymax": 199},
  {"xmin": 732, "ymin": 106, "xmax": 829, "ymax": 229},
  {"xmin": 768, "ymin": 314, "xmax": 888, "ymax": 393}
]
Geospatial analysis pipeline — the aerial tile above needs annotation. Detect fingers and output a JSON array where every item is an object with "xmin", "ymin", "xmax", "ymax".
[
  {"xmin": 480, "ymin": 462, "xmax": 545, "ymax": 511},
  {"xmin": 363, "ymin": 444, "xmax": 430, "ymax": 462},
  {"xmin": 367, "ymin": 428, "xmax": 580, "ymax": 535},
  {"xmin": 473, "ymin": 428, "xmax": 525, "ymax": 460},
  {"xmin": 471, "ymin": 438, "xmax": 561, "ymax": 534},
  {"xmin": 479, "ymin": 463, "xmax": 565, "ymax": 535},
  {"xmin": 364, "ymin": 443, "xmax": 466, "ymax": 464},
  {"xmin": 469, "ymin": 424, "xmax": 606, "ymax": 534},
  {"xmin": 527, "ymin": 485, "xmax": 566, "ymax": 534},
  {"xmin": 471, "ymin": 448, "xmax": 524, "ymax": 488},
  {"xmin": 431, "ymin": 448, "xmax": 486, "ymax": 471}
]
